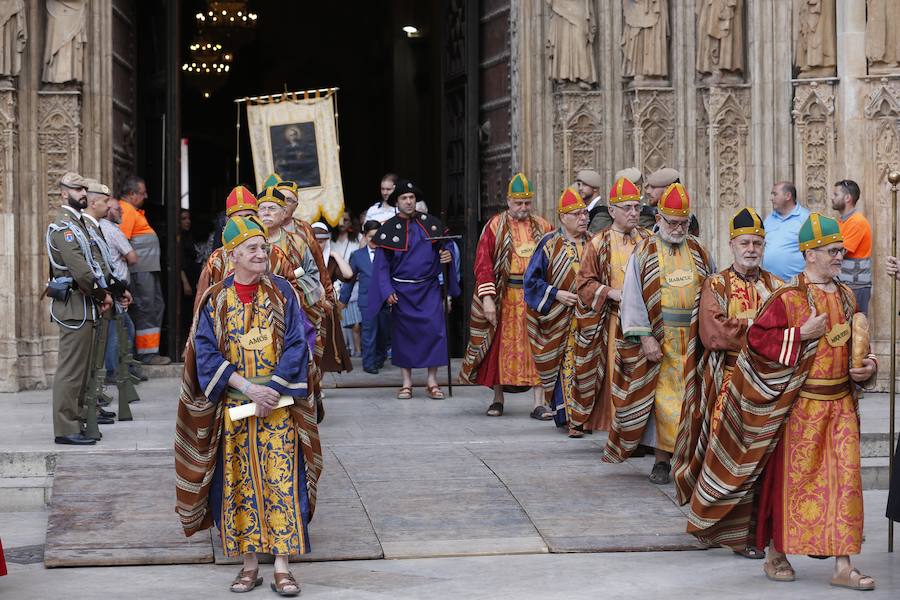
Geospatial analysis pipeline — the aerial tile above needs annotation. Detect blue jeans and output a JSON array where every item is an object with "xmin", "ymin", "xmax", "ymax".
[
  {"xmin": 105, "ymin": 311, "xmax": 136, "ymax": 376},
  {"xmin": 361, "ymin": 304, "xmax": 390, "ymax": 371}
]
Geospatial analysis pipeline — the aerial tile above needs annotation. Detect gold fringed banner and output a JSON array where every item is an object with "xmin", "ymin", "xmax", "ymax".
[{"xmin": 246, "ymin": 93, "xmax": 344, "ymax": 226}]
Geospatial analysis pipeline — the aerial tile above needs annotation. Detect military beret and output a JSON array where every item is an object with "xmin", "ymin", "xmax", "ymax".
[
  {"xmin": 575, "ymin": 169, "xmax": 603, "ymax": 189},
  {"xmin": 647, "ymin": 168, "xmax": 681, "ymax": 188},
  {"xmin": 83, "ymin": 179, "xmax": 111, "ymax": 196},
  {"xmin": 614, "ymin": 167, "xmax": 643, "ymax": 186},
  {"xmin": 59, "ymin": 172, "xmax": 86, "ymax": 189}
]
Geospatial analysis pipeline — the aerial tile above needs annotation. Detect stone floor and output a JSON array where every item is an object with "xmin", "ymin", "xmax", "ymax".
[{"xmin": 0, "ymin": 364, "xmax": 899, "ymax": 598}]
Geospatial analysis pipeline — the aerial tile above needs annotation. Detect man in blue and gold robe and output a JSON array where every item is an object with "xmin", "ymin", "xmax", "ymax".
[{"xmin": 176, "ymin": 215, "xmax": 322, "ymax": 596}]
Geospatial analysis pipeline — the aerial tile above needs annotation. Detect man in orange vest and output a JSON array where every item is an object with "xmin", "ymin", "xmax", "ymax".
[
  {"xmin": 831, "ymin": 179, "xmax": 872, "ymax": 314},
  {"xmin": 118, "ymin": 175, "xmax": 170, "ymax": 365}
]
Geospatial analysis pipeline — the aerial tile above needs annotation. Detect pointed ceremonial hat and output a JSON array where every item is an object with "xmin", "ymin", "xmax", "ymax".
[
  {"xmin": 798, "ymin": 212, "xmax": 843, "ymax": 251},
  {"xmin": 258, "ymin": 186, "xmax": 287, "ymax": 207},
  {"xmin": 222, "ymin": 215, "xmax": 266, "ymax": 250},
  {"xmin": 658, "ymin": 183, "xmax": 690, "ymax": 217},
  {"xmin": 608, "ymin": 177, "xmax": 641, "ymax": 204},
  {"xmin": 508, "ymin": 172, "xmax": 534, "ymax": 199},
  {"xmin": 261, "ymin": 172, "xmax": 282, "ymax": 190},
  {"xmin": 730, "ymin": 207, "xmax": 765, "ymax": 239},
  {"xmin": 557, "ymin": 187, "xmax": 586, "ymax": 214},
  {"xmin": 225, "ymin": 186, "xmax": 258, "ymax": 216}
]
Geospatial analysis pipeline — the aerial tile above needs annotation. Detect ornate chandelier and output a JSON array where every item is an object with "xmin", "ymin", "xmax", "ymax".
[
  {"xmin": 195, "ymin": 1, "xmax": 258, "ymax": 47},
  {"xmin": 182, "ymin": 36, "xmax": 233, "ymax": 97}
]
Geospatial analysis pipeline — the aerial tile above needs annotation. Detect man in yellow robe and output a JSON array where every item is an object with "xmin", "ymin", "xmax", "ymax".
[{"xmin": 605, "ymin": 183, "xmax": 715, "ymax": 484}]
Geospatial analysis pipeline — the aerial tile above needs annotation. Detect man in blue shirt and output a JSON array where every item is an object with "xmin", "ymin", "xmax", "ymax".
[
  {"xmin": 761, "ymin": 181, "xmax": 809, "ymax": 281},
  {"xmin": 339, "ymin": 220, "xmax": 390, "ymax": 374}
]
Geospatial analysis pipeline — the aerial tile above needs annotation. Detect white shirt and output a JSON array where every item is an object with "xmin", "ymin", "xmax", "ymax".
[
  {"xmin": 586, "ymin": 194, "xmax": 602, "ymax": 212},
  {"xmin": 365, "ymin": 201, "xmax": 398, "ymax": 224}
]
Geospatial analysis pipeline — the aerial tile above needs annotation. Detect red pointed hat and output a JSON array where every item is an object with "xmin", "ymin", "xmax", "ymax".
[
  {"xmin": 608, "ymin": 177, "xmax": 641, "ymax": 204},
  {"xmin": 658, "ymin": 183, "xmax": 690, "ymax": 217},
  {"xmin": 557, "ymin": 187, "xmax": 587, "ymax": 214},
  {"xmin": 225, "ymin": 185, "xmax": 258, "ymax": 216}
]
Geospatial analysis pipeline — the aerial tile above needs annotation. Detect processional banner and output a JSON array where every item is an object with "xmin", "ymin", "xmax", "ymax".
[{"xmin": 246, "ymin": 92, "xmax": 344, "ymax": 225}]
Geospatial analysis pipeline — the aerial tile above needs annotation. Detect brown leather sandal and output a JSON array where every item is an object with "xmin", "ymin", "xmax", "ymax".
[
  {"xmin": 271, "ymin": 571, "xmax": 301, "ymax": 597},
  {"xmin": 830, "ymin": 567, "xmax": 875, "ymax": 591},
  {"xmin": 763, "ymin": 557, "xmax": 796, "ymax": 582},
  {"xmin": 230, "ymin": 568, "xmax": 263, "ymax": 593},
  {"xmin": 426, "ymin": 384, "xmax": 445, "ymax": 399},
  {"xmin": 397, "ymin": 386, "xmax": 412, "ymax": 399}
]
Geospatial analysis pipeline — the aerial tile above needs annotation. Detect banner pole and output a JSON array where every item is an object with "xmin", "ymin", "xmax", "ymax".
[{"xmin": 235, "ymin": 101, "xmax": 241, "ymax": 185}]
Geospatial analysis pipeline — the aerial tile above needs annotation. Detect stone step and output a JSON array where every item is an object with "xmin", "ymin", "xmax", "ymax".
[
  {"xmin": 860, "ymin": 433, "xmax": 898, "ymax": 458},
  {"xmin": 0, "ymin": 476, "xmax": 52, "ymax": 511},
  {"xmin": 0, "ymin": 451, "xmax": 57, "ymax": 478},
  {"xmin": 862, "ymin": 457, "xmax": 891, "ymax": 491}
]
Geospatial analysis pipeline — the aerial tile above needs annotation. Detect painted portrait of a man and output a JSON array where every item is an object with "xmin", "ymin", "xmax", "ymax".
[{"xmin": 270, "ymin": 122, "xmax": 322, "ymax": 188}]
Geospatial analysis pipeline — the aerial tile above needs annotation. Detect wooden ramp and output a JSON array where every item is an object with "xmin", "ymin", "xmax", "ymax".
[
  {"xmin": 44, "ymin": 450, "xmax": 213, "ymax": 567},
  {"xmin": 45, "ymin": 449, "xmax": 384, "ymax": 568}
]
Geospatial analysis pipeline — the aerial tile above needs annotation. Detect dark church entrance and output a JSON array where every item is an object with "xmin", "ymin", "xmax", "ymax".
[{"xmin": 131, "ymin": 0, "xmax": 511, "ymax": 359}]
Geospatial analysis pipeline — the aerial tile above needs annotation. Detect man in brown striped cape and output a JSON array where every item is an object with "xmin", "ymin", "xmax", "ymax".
[
  {"xmin": 175, "ymin": 215, "xmax": 322, "ymax": 595},
  {"xmin": 573, "ymin": 177, "xmax": 651, "ymax": 437},
  {"xmin": 679, "ymin": 213, "xmax": 878, "ymax": 590},
  {"xmin": 459, "ymin": 173, "xmax": 554, "ymax": 418},
  {"xmin": 672, "ymin": 207, "xmax": 782, "ymax": 560},
  {"xmin": 603, "ymin": 183, "xmax": 715, "ymax": 485},
  {"xmin": 523, "ymin": 187, "xmax": 590, "ymax": 435}
]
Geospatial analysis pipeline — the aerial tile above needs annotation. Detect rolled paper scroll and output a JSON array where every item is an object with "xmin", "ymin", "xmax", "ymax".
[
  {"xmin": 228, "ymin": 395, "xmax": 294, "ymax": 421},
  {"xmin": 851, "ymin": 313, "xmax": 870, "ymax": 369}
]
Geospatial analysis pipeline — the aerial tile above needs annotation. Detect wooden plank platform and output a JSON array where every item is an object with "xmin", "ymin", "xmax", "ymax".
[{"xmin": 44, "ymin": 450, "xmax": 214, "ymax": 567}]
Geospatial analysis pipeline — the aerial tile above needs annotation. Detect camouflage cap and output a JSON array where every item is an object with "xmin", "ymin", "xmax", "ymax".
[{"xmin": 59, "ymin": 172, "xmax": 87, "ymax": 189}]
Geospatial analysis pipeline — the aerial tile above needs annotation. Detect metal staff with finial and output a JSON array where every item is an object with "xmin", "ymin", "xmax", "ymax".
[
  {"xmin": 889, "ymin": 169, "xmax": 900, "ymax": 553},
  {"xmin": 433, "ymin": 234, "xmax": 462, "ymax": 397}
]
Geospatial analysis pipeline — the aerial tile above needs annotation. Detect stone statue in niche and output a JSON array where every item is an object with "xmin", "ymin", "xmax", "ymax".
[
  {"xmin": 0, "ymin": 0, "xmax": 26, "ymax": 77},
  {"xmin": 546, "ymin": 0, "xmax": 598, "ymax": 89},
  {"xmin": 622, "ymin": 0, "xmax": 669, "ymax": 84},
  {"xmin": 793, "ymin": 0, "xmax": 836, "ymax": 78},
  {"xmin": 42, "ymin": 0, "xmax": 86, "ymax": 84},
  {"xmin": 865, "ymin": 0, "xmax": 900, "ymax": 74},
  {"xmin": 696, "ymin": 0, "xmax": 744, "ymax": 83}
]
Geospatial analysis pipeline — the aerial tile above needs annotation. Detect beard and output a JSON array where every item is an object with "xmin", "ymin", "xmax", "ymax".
[
  {"xmin": 67, "ymin": 193, "xmax": 87, "ymax": 211},
  {"xmin": 657, "ymin": 227, "xmax": 686, "ymax": 245}
]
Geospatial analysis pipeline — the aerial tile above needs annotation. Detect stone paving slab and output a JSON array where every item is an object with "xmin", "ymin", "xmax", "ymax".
[{"xmin": 44, "ymin": 450, "xmax": 214, "ymax": 567}]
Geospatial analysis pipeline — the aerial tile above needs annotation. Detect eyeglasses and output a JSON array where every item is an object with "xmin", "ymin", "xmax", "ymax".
[
  {"xmin": 613, "ymin": 204, "xmax": 641, "ymax": 214},
  {"xmin": 812, "ymin": 246, "xmax": 846, "ymax": 258},
  {"xmin": 563, "ymin": 210, "xmax": 589, "ymax": 220},
  {"xmin": 659, "ymin": 214, "xmax": 690, "ymax": 230}
]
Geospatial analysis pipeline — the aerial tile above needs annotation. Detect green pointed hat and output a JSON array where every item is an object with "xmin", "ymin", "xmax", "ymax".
[
  {"xmin": 222, "ymin": 215, "xmax": 267, "ymax": 251},
  {"xmin": 507, "ymin": 172, "xmax": 534, "ymax": 199},
  {"xmin": 261, "ymin": 172, "xmax": 282, "ymax": 190},
  {"xmin": 798, "ymin": 212, "xmax": 843, "ymax": 251}
]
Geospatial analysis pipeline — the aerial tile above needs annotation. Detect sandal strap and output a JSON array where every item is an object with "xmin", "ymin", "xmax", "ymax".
[{"xmin": 273, "ymin": 571, "xmax": 299, "ymax": 589}]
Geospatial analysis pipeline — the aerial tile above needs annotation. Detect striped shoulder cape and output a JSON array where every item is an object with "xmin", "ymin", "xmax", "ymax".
[
  {"xmin": 681, "ymin": 275, "xmax": 856, "ymax": 550},
  {"xmin": 525, "ymin": 230, "xmax": 583, "ymax": 403},
  {"xmin": 672, "ymin": 268, "xmax": 784, "ymax": 506},
  {"xmin": 572, "ymin": 227, "xmax": 652, "ymax": 428},
  {"xmin": 602, "ymin": 235, "xmax": 714, "ymax": 463},
  {"xmin": 174, "ymin": 275, "xmax": 323, "ymax": 537},
  {"xmin": 459, "ymin": 212, "xmax": 547, "ymax": 384}
]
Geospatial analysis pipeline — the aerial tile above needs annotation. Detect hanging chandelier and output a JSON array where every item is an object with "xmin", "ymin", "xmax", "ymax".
[
  {"xmin": 195, "ymin": 1, "xmax": 258, "ymax": 47},
  {"xmin": 182, "ymin": 36, "xmax": 234, "ymax": 97}
]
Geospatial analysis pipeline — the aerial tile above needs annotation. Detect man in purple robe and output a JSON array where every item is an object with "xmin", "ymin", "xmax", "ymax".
[{"xmin": 368, "ymin": 179, "xmax": 460, "ymax": 399}]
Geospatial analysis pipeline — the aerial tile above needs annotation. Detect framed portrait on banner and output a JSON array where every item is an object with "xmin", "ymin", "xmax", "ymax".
[{"xmin": 245, "ymin": 91, "xmax": 344, "ymax": 225}]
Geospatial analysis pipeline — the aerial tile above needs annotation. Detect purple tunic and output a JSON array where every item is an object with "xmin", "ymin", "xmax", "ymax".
[{"xmin": 367, "ymin": 219, "xmax": 460, "ymax": 368}]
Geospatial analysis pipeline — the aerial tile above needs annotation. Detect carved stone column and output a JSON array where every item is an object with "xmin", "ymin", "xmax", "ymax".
[
  {"xmin": 17, "ymin": 89, "xmax": 83, "ymax": 386},
  {"xmin": 698, "ymin": 85, "xmax": 752, "ymax": 263},
  {"xmin": 551, "ymin": 89, "xmax": 604, "ymax": 193},
  {"xmin": 623, "ymin": 87, "xmax": 676, "ymax": 175},
  {"xmin": 0, "ymin": 83, "xmax": 18, "ymax": 391},
  {"xmin": 862, "ymin": 78, "xmax": 900, "ymax": 386},
  {"xmin": 791, "ymin": 81, "xmax": 837, "ymax": 212}
]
